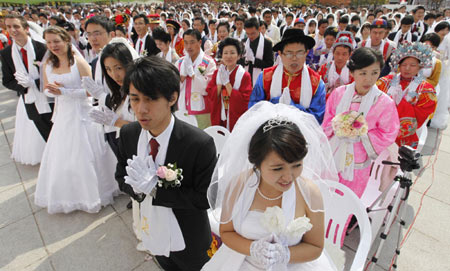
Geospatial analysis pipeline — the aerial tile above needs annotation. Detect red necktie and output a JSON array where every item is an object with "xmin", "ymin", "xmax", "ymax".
[
  {"xmin": 139, "ymin": 40, "xmax": 143, "ymax": 54},
  {"xmin": 399, "ymin": 34, "xmax": 404, "ymax": 44},
  {"xmin": 412, "ymin": 24, "xmax": 417, "ymax": 33},
  {"xmin": 149, "ymin": 138, "xmax": 159, "ymax": 162},
  {"xmin": 20, "ymin": 48, "xmax": 28, "ymax": 70}
]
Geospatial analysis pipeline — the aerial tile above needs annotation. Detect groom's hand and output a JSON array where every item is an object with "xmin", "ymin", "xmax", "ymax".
[{"xmin": 125, "ymin": 155, "xmax": 158, "ymax": 195}]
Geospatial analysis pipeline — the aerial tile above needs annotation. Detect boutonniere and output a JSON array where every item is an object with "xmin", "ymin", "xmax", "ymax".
[
  {"xmin": 156, "ymin": 163, "xmax": 183, "ymax": 188},
  {"xmin": 198, "ymin": 66, "xmax": 206, "ymax": 75},
  {"xmin": 141, "ymin": 49, "xmax": 148, "ymax": 57}
]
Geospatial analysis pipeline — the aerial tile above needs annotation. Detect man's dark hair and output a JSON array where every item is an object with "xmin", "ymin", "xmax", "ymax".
[
  {"xmin": 133, "ymin": 13, "xmax": 149, "ymax": 25},
  {"xmin": 235, "ymin": 15, "xmax": 245, "ymax": 23},
  {"xmin": 244, "ymin": 17, "xmax": 259, "ymax": 30},
  {"xmin": 339, "ymin": 16, "xmax": 349, "ymax": 24},
  {"xmin": 351, "ymin": 15, "xmax": 361, "ymax": 24},
  {"xmin": 318, "ymin": 19, "xmax": 328, "ymax": 27},
  {"xmin": 183, "ymin": 29, "xmax": 201, "ymax": 41},
  {"xmin": 324, "ymin": 26, "xmax": 338, "ymax": 38},
  {"xmin": 412, "ymin": 6, "xmax": 425, "ymax": 14},
  {"xmin": 401, "ymin": 15, "xmax": 414, "ymax": 26},
  {"xmin": 421, "ymin": 33, "xmax": 441, "ymax": 48},
  {"xmin": 85, "ymin": 16, "xmax": 114, "ymax": 32},
  {"xmin": 123, "ymin": 56, "xmax": 180, "ymax": 112},
  {"xmin": 38, "ymin": 13, "xmax": 48, "ymax": 19},
  {"xmin": 424, "ymin": 13, "xmax": 436, "ymax": 21},
  {"xmin": 5, "ymin": 14, "xmax": 29, "ymax": 29},
  {"xmin": 435, "ymin": 21, "xmax": 450, "ymax": 33}
]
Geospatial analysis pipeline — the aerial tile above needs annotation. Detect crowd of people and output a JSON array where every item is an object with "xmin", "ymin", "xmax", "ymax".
[{"xmin": 1, "ymin": 2, "xmax": 449, "ymax": 270}]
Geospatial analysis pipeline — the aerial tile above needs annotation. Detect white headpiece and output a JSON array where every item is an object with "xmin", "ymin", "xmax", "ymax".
[{"xmin": 208, "ymin": 102, "xmax": 338, "ymax": 225}]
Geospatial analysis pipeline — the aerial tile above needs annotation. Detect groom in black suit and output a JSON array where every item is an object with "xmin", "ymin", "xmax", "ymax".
[
  {"xmin": 115, "ymin": 56, "xmax": 216, "ymax": 270},
  {"xmin": 0, "ymin": 14, "xmax": 53, "ymax": 141}
]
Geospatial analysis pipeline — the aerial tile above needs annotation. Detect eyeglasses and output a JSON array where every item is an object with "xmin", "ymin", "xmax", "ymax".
[
  {"xmin": 282, "ymin": 50, "xmax": 307, "ymax": 59},
  {"xmin": 86, "ymin": 31, "xmax": 106, "ymax": 38}
]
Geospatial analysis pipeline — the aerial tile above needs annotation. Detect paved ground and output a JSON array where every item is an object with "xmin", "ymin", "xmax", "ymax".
[{"xmin": 1, "ymin": 84, "xmax": 449, "ymax": 271}]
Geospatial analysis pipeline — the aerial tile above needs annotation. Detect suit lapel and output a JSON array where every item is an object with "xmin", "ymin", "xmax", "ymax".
[{"xmin": 164, "ymin": 117, "xmax": 184, "ymax": 165}]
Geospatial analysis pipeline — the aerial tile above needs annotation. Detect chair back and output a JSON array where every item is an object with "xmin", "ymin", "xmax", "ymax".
[
  {"xmin": 174, "ymin": 111, "xmax": 198, "ymax": 127},
  {"xmin": 317, "ymin": 180, "xmax": 372, "ymax": 271},
  {"xmin": 204, "ymin": 126, "xmax": 230, "ymax": 156}
]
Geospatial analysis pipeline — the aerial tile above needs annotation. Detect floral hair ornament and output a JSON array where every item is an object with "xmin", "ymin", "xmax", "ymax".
[
  {"xmin": 262, "ymin": 116, "xmax": 294, "ymax": 133},
  {"xmin": 112, "ymin": 13, "xmax": 130, "ymax": 27},
  {"xmin": 389, "ymin": 41, "xmax": 433, "ymax": 72}
]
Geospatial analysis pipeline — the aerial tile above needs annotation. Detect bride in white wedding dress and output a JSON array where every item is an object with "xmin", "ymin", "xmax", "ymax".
[
  {"xmin": 204, "ymin": 102, "xmax": 338, "ymax": 271},
  {"xmin": 34, "ymin": 27, "xmax": 118, "ymax": 214}
]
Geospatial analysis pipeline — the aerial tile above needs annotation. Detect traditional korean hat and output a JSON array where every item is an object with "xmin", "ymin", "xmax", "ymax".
[
  {"xmin": 293, "ymin": 18, "xmax": 306, "ymax": 26},
  {"xmin": 147, "ymin": 14, "xmax": 160, "ymax": 24},
  {"xmin": 332, "ymin": 31, "xmax": 355, "ymax": 51},
  {"xmin": 165, "ymin": 19, "xmax": 181, "ymax": 34},
  {"xmin": 390, "ymin": 41, "xmax": 433, "ymax": 71},
  {"xmin": 273, "ymin": 28, "xmax": 315, "ymax": 51},
  {"xmin": 370, "ymin": 19, "xmax": 388, "ymax": 29}
]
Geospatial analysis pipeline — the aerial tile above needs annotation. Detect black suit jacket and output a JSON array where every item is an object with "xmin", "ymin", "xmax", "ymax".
[
  {"xmin": 115, "ymin": 117, "xmax": 217, "ymax": 210},
  {"xmin": 239, "ymin": 36, "xmax": 274, "ymax": 74},
  {"xmin": 387, "ymin": 31, "xmax": 418, "ymax": 44},
  {"xmin": 132, "ymin": 34, "xmax": 160, "ymax": 56},
  {"xmin": 0, "ymin": 40, "xmax": 46, "ymax": 95}
]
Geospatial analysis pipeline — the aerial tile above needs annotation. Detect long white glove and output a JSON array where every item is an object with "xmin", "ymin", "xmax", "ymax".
[
  {"xmin": 219, "ymin": 65, "xmax": 230, "ymax": 85},
  {"xmin": 88, "ymin": 106, "xmax": 119, "ymax": 126},
  {"xmin": 59, "ymin": 87, "xmax": 88, "ymax": 98},
  {"xmin": 245, "ymin": 49, "xmax": 255, "ymax": 64},
  {"xmin": 125, "ymin": 155, "xmax": 158, "ymax": 195},
  {"xmin": 186, "ymin": 64, "xmax": 195, "ymax": 77},
  {"xmin": 14, "ymin": 72, "xmax": 35, "ymax": 89},
  {"xmin": 81, "ymin": 76, "xmax": 106, "ymax": 100},
  {"xmin": 270, "ymin": 235, "xmax": 291, "ymax": 266},
  {"xmin": 250, "ymin": 235, "xmax": 277, "ymax": 269}
]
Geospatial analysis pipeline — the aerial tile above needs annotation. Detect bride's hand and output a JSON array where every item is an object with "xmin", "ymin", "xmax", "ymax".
[
  {"xmin": 250, "ymin": 235, "xmax": 277, "ymax": 269},
  {"xmin": 46, "ymin": 82, "xmax": 63, "ymax": 96}
]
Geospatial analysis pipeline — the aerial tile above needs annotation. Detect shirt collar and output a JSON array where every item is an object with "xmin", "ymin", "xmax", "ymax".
[{"xmin": 147, "ymin": 114, "xmax": 175, "ymax": 150}]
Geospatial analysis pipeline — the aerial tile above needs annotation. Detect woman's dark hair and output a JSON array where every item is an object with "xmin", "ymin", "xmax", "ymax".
[
  {"xmin": 217, "ymin": 21, "xmax": 230, "ymax": 32},
  {"xmin": 259, "ymin": 20, "xmax": 268, "ymax": 29},
  {"xmin": 421, "ymin": 32, "xmax": 441, "ymax": 48},
  {"xmin": 122, "ymin": 56, "xmax": 180, "ymax": 112},
  {"xmin": 249, "ymin": 120, "xmax": 308, "ymax": 167},
  {"xmin": 217, "ymin": 37, "xmax": 243, "ymax": 58},
  {"xmin": 43, "ymin": 27, "xmax": 74, "ymax": 69},
  {"xmin": 115, "ymin": 25, "xmax": 126, "ymax": 36},
  {"xmin": 100, "ymin": 42, "xmax": 133, "ymax": 111},
  {"xmin": 435, "ymin": 21, "xmax": 450, "ymax": 33},
  {"xmin": 347, "ymin": 47, "xmax": 383, "ymax": 72},
  {"xmin": 152, "ymin": 26, "xmax": 171, "ymax": 43},
  {"xmin": 181, "ymin": 18, "xmax": 191, "ymax": 28}
]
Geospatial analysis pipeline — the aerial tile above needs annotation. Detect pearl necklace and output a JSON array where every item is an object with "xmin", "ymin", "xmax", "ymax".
[{"xmin": 257, "ymin": 187, "xmax": 283, "ymax": 201}]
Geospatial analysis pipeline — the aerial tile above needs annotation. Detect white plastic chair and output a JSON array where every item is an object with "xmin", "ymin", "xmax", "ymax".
[
  {"xmin": 360, "ymin": 146, "xmax": 400, "ymax": 244},
  {"xmin": 204, "ymin": 126, "xmax": 230, "ymax": 156},
  {"xmin": 174, "ymin": 110, "xmax": 198, "ymax": 127},
  {"xmin": 317, "ymin": 180, "xmax": 372, "ymax": 271}
]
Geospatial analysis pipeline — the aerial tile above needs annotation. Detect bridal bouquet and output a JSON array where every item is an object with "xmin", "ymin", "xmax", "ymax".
[
  {"xmin": 261, "ymin": 206, "xmax": 312, "ymax": 241},
  {"xmin": 331, "ymin": 111, "xmax": 368, "ymax": 139},
  {"xmin": 156, "ymin": 163, "xmax": 183, "ymax": 189}
]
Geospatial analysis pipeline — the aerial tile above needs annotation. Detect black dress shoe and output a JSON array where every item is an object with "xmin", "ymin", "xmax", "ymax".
[{"xmin": 127, "ymin": 200, "xmax": 132, "ymax": 209}]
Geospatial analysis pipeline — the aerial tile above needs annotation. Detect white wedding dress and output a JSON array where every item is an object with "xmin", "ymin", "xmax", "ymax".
[
  {"xmin": 34, "ymin": 60, "xmax": 119, "ymax": 214},
  {"xmin": 11, "ymin": 97, "xmax": 46, "ymax": 165},
  {"xmin": 203, "ymin": 183, "xmax": 336, "ymax": 271}
]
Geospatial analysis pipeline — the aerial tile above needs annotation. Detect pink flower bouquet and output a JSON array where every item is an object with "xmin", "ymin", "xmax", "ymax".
[
  {"xmin": 156, "ymin": 163, "xmax": 183, "ymax": 189},
  {"xmin": 331, "ymin": 111, "xmax": 368, "ymax": 139}
]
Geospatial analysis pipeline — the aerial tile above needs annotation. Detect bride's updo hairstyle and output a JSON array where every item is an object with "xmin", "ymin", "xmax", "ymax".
[
  {"xmin": 347, "ymin": 47, "xmax": 383, "ymax": 72},
  {"xmin": 248, "ymin": 119, "xmax": 308, "ymax": 168}
]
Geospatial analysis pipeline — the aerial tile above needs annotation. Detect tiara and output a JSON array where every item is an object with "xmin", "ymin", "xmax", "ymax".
[
  {"xmin": 263, "ymin": 116, "xmax": 294, "ymax": 133},
  {"xmin": 390, "ymin": 41, "xmax": 433, "ymax": 71}
]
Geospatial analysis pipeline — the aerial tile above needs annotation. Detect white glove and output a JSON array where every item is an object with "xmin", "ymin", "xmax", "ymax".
[
  {"xmin": 44, "ymin": 89, "xmax": 57, "ymax": 98},
  {"xmin": 88, "ymin": 106, "xmax": 119, "ymax": 126},
  {"xmin": 250, "ymin": 235, "xmax": 277, "ymax": 269},
  {"xmin": 14, "ymin": 72, "xmax": 35, "ymax": 89},
  {"xmin": 245, "ymin": 49, "xmax": 255, "ymax": 63},
  {"xmin": 219, "ymin": 65, "xmax": 229, "ymax": 85},
  {"xmin": 186, "ymin": 64, "xmax": 195, "ymax": 77},
  {"xmin": 81, "ymin": 76, "xmax": 106, "ymax": 99},
  {"xmin": 270, "ymin": 235, "xmax": 291, "ymax": 266},
  {"xmin": 125, "ymin": 155, "xmax": 158, "ymax": 195}
]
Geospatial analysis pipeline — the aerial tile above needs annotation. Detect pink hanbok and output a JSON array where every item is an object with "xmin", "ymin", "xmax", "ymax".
[{"xmin": 322, "ymin": 83, "xmax": 399, "ymax": 198}]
